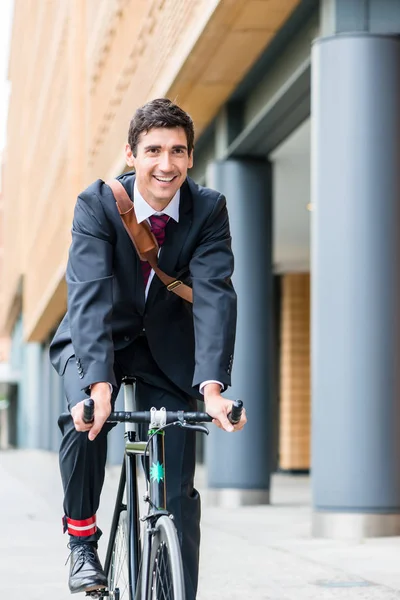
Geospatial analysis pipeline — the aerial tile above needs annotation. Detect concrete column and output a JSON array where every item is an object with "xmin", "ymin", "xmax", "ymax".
[
  {"xmin": 18, "ymin": 342, "xmax": 42, "ymax": 448},
  {"xmin": 311, "ymin": 34, "xmax": 400, "ymax": 537},
  {"xmin": 205, "ymin": 159, "xmax": 272, "ymax": 507},
  {"xmin": 279, "ymin": 273, "xmax": 310, "ymax": 472},
  {"xmin": 0, "ymin": 403, "xmax": 9, "ymax": 449}
]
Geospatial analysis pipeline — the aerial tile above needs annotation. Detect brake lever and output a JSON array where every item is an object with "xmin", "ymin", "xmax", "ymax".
[{"xmin": 175, "ymin": 422, "xmax": 209, "ymax": 435}]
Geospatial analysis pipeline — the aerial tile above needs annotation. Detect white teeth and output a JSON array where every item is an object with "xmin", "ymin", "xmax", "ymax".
[{"xmin": 155, "ymin": 176, "xmax": 174, "ymax": 182}]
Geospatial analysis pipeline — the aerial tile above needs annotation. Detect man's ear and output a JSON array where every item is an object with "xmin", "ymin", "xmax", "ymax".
[
  {"xmin": 188, "ymin": 151, "xmax": 194, "ymax": 169},
  {"xmin": 125, "ymin": 143, "xmax": 135, "ymax": 167}
]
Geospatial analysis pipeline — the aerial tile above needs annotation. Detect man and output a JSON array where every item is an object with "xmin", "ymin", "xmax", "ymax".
[{"xmin": 50, "ymin": 98, "xmax": 246, "ymax": 598}]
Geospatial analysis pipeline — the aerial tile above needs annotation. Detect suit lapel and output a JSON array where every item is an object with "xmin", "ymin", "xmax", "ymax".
[
  {"xmin": 135, "ymin": 252, "xmax": 146, "ymax": 315},
  {"xmin": 146, "ymin": 180, "xmax": 193, "ymax": 308}
]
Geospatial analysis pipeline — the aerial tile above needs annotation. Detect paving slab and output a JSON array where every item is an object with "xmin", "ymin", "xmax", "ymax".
[{"xmin": 1, "ymin": 450, "xmax": 400, "ymax": 600}]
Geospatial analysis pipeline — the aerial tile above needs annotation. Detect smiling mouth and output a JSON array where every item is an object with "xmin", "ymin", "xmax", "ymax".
[{"xmin": 154, "ymin": 175, "xmax": 177, "ymax": 183}]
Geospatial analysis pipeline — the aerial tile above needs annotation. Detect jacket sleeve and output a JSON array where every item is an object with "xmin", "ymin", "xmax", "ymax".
[
  {"xmin": 66, "ymin": 191, "xmax": 117, "ymax": 390},
  {"xmin": 190, "ymin": 194, "xmax": 237, "ymax": 389}
]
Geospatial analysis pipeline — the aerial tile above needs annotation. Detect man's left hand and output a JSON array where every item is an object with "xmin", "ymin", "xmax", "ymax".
[{"xmin": 203, "ymin": 383, "xmax": 247, "ymax": 433}]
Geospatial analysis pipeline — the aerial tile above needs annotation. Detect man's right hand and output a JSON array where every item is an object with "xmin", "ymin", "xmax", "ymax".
[{"xmin": 71, "ymin": 382, "xmax": 112, "ymax": 442}]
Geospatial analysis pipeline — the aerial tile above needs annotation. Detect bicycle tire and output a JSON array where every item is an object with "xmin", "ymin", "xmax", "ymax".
[
  {"xmin": 146, "ymin": 515, "xmax": 185, "ymax": 600},
  {"xmin": 108, "ymin": 508, "xmax": 132, "ymax": 600}
]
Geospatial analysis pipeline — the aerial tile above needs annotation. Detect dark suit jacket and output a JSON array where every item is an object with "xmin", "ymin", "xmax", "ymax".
[{"xmin": 49, "ymin": 171, "xmax": 237, "ymax": 399}]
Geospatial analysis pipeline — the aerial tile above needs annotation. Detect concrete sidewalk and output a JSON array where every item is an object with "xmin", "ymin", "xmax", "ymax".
[{"xmin": 1, "ymin": 450, "xmax": 400, "ymax": 599}]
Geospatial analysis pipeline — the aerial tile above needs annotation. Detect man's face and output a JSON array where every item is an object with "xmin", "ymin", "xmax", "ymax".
[{"xmin": 125, "ymin": 127, "xmax": 193, "ymax": 209}]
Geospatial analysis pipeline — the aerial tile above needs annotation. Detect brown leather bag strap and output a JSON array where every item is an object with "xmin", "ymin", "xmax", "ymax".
[{"xmin": 106, "ymin": 179, "xmax": 193, "ymax": 304}]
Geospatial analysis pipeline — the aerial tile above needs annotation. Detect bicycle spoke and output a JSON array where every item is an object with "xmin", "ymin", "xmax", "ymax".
[
  {"xmin": 115, "ymin": 525, "xmax": 128, "ymax": 588},
  {"xmin": 110, "ymin": 511, "xmax": 130, "ymax": 599},
  {"xmin": 151, "ymin": 542, "xmax": 174, "ymax": 600}
]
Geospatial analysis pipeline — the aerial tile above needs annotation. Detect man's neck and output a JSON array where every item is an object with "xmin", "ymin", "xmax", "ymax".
[
  {"xmin": 146, "ymin": 198, "xmax": 173, "ymax": 212},
  {"xmin": 136, "ymin": 183, "xmax": 174, "ymax": 212}
]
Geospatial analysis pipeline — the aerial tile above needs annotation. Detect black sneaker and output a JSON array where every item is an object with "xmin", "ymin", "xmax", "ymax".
[{"xmin": 68, "ymin": 543, "xmax": 108, "ymax": 594}]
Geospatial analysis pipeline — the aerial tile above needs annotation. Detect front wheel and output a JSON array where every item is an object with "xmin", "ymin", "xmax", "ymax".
[{"xmin": 146, "ymin": 515, "xmax": 185, "ymax": 600}]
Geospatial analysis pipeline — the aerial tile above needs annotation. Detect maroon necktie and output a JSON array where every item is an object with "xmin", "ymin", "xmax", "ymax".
[{"xmin": 141, "ymin": 214, "xmax": 170, "ymax": 287}]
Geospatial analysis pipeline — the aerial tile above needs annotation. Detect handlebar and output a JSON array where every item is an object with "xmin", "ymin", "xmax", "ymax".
[
  {"xmin": 107, "ymin": 410, "xmax": 212, "ymax": 424},
  {"xmin": 82, "ymin": 398, "xmax": 244, "ymax": 426},
  {"xmin": 83, "ymin": 398, "xmax": 95, "ymax": 423},
  {"xmin": 229, "ymin": 400, "xmax": 243, "ymax": 424}
]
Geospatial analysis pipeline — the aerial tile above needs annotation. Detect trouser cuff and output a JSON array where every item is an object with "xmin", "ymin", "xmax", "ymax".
[{"xmin": 62, "ymin": 514, "xmax": 97, "ymax": 537}]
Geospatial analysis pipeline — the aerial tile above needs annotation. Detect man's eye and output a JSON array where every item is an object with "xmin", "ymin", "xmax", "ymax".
[
  {"xmin": 148, "ymin": 148, "xmax": 159, "ymax": 154},
  {"xmin": 173, "ymin": 148, "xmax": 184, "ymax": 154}
]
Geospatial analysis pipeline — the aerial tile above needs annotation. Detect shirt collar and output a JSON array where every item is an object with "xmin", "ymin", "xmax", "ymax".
[{"xmin": 134, "ymin": 181, "xmax": 180, "ymax": 224}]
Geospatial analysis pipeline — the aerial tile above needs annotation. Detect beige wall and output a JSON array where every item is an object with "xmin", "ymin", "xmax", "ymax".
[
  {"xmin": 1, "ymin": 0, "xmax": 300, "ymax": 342},
  {"xmin": 279, "ymin": 273, "xmax": 311, "ymax": 470},
  {"xmin": 0, "ymin": 338, "xmax": 10, "ymax": 363}
]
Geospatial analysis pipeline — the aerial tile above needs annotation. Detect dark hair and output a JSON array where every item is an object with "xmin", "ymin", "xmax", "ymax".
[{"xmin": 128, "ymin": 98, "xmax": 194, "ymax": 156}]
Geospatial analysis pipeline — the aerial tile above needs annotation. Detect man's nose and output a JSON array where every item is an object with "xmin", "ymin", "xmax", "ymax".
[{"xmin": 159, "ymin": 152, "xmax": 173, "ymax": 171}]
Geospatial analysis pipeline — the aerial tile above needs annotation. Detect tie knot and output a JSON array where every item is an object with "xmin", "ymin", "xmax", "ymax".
[{"xmin": 149, "ymin": 214, "xmax": 169, "ymax": 230}]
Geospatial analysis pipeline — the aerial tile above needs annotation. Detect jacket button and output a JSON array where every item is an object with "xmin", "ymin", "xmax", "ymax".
[{"xmin": 124, "ymin": 335, "xmax": 130, "ymax": 342}]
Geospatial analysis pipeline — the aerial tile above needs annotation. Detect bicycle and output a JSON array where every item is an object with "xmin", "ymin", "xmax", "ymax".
[{"xmin": 82, "ymin": 376, "xmax": 243, "ymax": 600}]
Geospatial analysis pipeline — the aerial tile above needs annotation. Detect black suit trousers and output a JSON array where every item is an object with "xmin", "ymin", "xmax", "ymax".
[{"xmin": 58, "ymin": 336, "xmax": 200, "ymax": 599}]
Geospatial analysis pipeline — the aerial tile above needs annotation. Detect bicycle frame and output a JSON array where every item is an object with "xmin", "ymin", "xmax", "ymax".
[
  {"xmin": 104, "ymin": 380, "xmax": 142, "ymax": 599},
  {"xmin": 104, "ymin": 380, "xmax": 170, "ymax": 600},
  {"xmin": 101, "ymin": 379, "xmax": 236, "ymax": 600}
]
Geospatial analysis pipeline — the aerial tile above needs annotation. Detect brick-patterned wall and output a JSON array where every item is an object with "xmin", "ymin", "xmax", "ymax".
[
  {"xmin": 0, "ymin": 337, "xmax": 10, "ymax": 362},
  {"xmin": 1, "ymin": 0, "xmax": 301, "ymax": 341},
  {"xmin": 279, "ymin": 273, "xmax": 310, "ymax": 471}
]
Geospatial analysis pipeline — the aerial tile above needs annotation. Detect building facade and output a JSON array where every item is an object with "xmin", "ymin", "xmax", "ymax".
[{"xmin": 2, "ymin": 0, "xmax": 400, "ymax": 536}]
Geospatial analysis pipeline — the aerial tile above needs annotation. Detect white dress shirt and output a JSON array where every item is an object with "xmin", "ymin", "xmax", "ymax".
[{"xmin": 134, "ymin": 181, "xmax": 180, "ymax": 298}]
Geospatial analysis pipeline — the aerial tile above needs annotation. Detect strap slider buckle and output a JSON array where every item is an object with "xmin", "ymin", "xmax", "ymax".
[{"xmin": 167, "ymin": 280, "xmax": 183, "ymax": 292}]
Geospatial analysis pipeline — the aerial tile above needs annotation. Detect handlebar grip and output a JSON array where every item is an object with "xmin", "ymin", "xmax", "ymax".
[
  {"xmin": 83, "ymin": 398, "xmax": 95, "ymax": 424},
  {"xmin": 228, "ymin": 400, "xmax": 243, "ymax": 425}
]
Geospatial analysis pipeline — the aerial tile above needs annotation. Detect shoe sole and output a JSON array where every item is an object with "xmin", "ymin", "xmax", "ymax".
[
  {"xmin": 85, "ymin": 584, "xmax": 107, "ymax": 592},
  {"xmin": 70, "ymin": 584, "xmax": 107, "ymax": 594}
]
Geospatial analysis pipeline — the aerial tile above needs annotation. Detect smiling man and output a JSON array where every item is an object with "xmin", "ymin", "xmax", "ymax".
[{"xmin": 50, "ymin": 98, "xmax": 245, "ymax": 598}]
